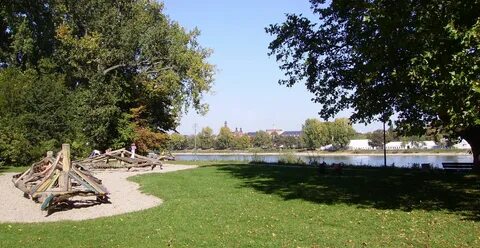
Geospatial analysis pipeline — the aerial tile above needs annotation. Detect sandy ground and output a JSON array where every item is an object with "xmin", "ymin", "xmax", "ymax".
[{"xmin": 0, "ymin": 164, "xmax": 196, "ymax": 223}]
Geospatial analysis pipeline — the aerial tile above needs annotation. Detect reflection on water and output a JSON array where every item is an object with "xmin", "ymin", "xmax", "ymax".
[{"xmin": 175, "ymin": 154, "xmax": 472, "ymax": 168}]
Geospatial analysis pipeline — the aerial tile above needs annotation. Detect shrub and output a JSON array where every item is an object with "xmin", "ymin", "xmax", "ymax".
[
  {"xmin": 278, "ymin": 151, "xmax": 305, "ymax": 165},
  {"xmin": 250, "ymin": 148, "xmax": 264, "ymax": 164}
]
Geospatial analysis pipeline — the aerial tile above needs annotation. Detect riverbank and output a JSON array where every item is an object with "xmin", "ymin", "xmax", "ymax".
[{"xmin": 173, "ymin": 151, "xmax": 470, "ymax": 157}]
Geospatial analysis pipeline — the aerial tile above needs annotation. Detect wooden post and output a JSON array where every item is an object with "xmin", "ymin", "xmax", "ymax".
[
  {"xmin": 47, "ymin": 151, "xmax": 53, "ymax": 158},
  {"xmin": 60, "ymin": 144, "xmax": 71, "ymax": 191},
  {"xmin": 120, "ymin": 150, "xmax": 125, "ymax": 166}
]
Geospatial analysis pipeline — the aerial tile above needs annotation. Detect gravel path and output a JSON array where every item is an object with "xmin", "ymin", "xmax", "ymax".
[{"xmin": 0, "ymin": 164, "xmax": 196, "ymax": 223}]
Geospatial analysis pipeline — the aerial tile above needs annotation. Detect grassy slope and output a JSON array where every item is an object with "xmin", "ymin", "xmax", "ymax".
[{"xmin": 1, "ymin": 163, "xmax": 479, "ymax": 247}]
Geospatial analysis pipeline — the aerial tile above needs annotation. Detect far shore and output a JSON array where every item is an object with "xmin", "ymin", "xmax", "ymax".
[{"xmin": 172, "ymin": 151, "xmax": 471, "ymax": 157}]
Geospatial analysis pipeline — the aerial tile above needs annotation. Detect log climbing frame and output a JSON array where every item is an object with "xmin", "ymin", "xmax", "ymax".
[
  {"xmin": 77, "ymin": 148, "xmax": 163, "ymax": 171},
  {"xmin": 12, "ymin": 144, "xmax": 109, "ymax": 211}
]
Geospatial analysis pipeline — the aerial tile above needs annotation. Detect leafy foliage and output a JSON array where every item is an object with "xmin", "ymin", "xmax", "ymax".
[
  {"xmin": 168, "ymin": 133, "xmax": 188, "ymax": 150},
  {"xmin": 251, "ymin": 130, "xmax": 272, "ymax": 149},
  {"xmin": 368, "ymin": 128, "xmax": 396, "ymax": 149},
  {"xmin": 0, "ymin": 62, "xmax": 72, "ymax": 164},
  {"xmin": 301, "ymin": 119, "xmax": 330, "ymax": 149},
  {"xmin": 198, "ymin": 127, "xmax": 215, "ymax": 149},
  {"xmin": 0, "ymin": 0, "xmax": 214, "ymax": 164},
  {"xmin": 215, "ymin": 126, "xmax": 234, "ymax": 150},
  {"xmin": 328, "ymin": 118, "xmax": 356, "ymax": 149},
  {"xmin": 233, "ymin": 135, "xmax": 251, "ymax": 150},
  {"xmin": 267, "ymin": 0, "xmax": 480, "ymax": 165}
]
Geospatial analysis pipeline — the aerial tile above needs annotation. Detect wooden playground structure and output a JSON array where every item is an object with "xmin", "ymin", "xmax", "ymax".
[
  {"xmin": 12, "ymin": 144, "xmax": 109, "ymax": 211},
  {"xmin": 77, "ymin": 144, "xmax": 164, "ymax": 171}
]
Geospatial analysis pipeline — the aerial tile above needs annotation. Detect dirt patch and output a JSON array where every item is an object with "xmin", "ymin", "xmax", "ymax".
[{"xmin": 0, "ymin": 164, "xmax": 196, "ymax": 223}]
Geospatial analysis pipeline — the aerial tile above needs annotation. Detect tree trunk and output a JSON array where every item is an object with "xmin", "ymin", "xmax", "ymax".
[{"xmin": 461, "ymin": 126, "xmax": 480, "ymax": 171}]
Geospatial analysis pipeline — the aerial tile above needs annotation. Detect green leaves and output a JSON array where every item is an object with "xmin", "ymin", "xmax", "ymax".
[
  {"xmin": 0, "ymin": 0, "xmax": 214, "ymax": 164},
  {"xmin": 267, "ymin": 0, "xmax": 480, "ymax": 156},
  {"xmin": 252, "ymin": 131, "xmax": 273, "ymax": 149},
  {"xmin": 301, "ymin": 119, "xmax": 330, "ymax": 149},
  {"xmin": 198, "ymin": 127, "xmax": 215, "ymax": 149},
  {"xmin": 216, "ymin": 127, "xmax": 235, "ymax": 150},
  {"xmin": 301, "ymin": 118, "xmax": 355, "ymax": 149},
  {"xmin": 0, "ymin": 64, "xmax": 71, "ymax": 164}
]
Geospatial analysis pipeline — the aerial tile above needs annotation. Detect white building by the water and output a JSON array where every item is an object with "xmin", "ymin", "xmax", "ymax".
[
  {"xmin": 386, "ymin": 141, "xmax": 403, "ymax": 150},
  {"xmin": 347, "ymin": 139, "xmax": 374, "ymax": 150},
  {"xmin": 453, "ymin": 139, "xmax": 471, "ymax": 149}
]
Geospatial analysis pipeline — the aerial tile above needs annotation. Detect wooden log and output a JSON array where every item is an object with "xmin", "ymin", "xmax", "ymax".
[
  {"xmin": 107, "ymin": 154, "xmax": 138, "ymax": 164},
  {"xmin": 12, "ymin": 167, "xmax": 32, "ymax": 185},
  {"xmin": 51, "ymin": 151, "xmax": 62, "ymax": 169},
  {"xmin": 23, "ymin": 163, "xmax": 54, "ymax": 183},
  {"xmin": 72, "ymin": 167, "xmax": 108, "ymax": 194},
  {"xmin": 40, "ymin": 194, "xmax": 54, "ymax": 210},
  {"xmin": 106, "ymin": 148, "xmax": 127, "ymax": 154},
  {"xmin": 72, "ymin": 168, "xmax": 99, "ymax": 188},
  {"xmin": 13, "ymin": 180, "xmax": 31, "ymax": 194},
  {"xmin": 30, "ymin": 161, "xmax": 58, "ymax": 195},
  {"xmin": 42, "ymin": 191, "xmax": 105, "ymax": 197},
  {"xmin": 35, "ymin": 177, "xmax": 53, "ymax": 193},
  {"xmin": 59, "ymin": 144, "xmax": 71, "ymax": 191},
  {"xmin": 46, "ymin": 172, "xmax": 60, "ymax": 191},
  {"xmin": 68, "ymin": 171, "xmax": 98, "ymax": 192}
]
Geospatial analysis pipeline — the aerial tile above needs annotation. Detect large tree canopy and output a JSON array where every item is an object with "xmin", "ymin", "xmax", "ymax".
[
  {"xmin": 0, "ymin": 0, "xmax": 214, "ymax": 164},
  {"xmin": 267, "ymin": 0, "xmax": 480, "ymax": 166}
]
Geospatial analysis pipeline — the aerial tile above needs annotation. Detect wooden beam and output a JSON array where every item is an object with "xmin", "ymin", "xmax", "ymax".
[{"xmin": 59, "ymin": 144, "xmax": 71, "ymax": 191}]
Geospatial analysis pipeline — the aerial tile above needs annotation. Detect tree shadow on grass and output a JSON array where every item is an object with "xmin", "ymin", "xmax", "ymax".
[{"xmin": 217, "ymin": 164, "xmax": 480, "ymax": 221}]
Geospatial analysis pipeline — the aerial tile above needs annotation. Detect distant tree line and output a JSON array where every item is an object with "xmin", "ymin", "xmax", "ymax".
[
  {"xmin": 364, "ymin": 127, "xmax": 454, "ymax": 149},
  {"xmin": 168, "ymin": 118, "xmax": 462, "ymax": 151},
  {"xmin": 167, "ymin": 118, "xmax": 356, "ymax": 151},
  {"xmin": 168, "ymin": 126, "xmax": 257, "ymax": 151}
]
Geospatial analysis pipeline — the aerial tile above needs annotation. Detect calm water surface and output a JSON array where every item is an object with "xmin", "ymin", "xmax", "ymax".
[{"xmin": 175, "ymin": 154, "xmax": 472, "ymax": 168}]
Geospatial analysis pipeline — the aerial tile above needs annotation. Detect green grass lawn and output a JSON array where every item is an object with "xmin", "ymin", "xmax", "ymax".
[
  {"xmin": 1, "ymin": 163, "xmax": 479, "ymax": 247},
  {"xmin": 166, "ymin": 160, "xmax": 245, "ymax": 166},
  {"xmin": 0, "ymin": 166, "xmax": 29, "ymax": 173}
]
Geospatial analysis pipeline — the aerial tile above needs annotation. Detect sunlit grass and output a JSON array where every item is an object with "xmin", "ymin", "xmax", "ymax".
[
  {"xmin": 1, "ymin": 162, "xmax": 479, "ymax": 247},
  {"xmin": 0, "ymin": 166, "xmax": 29, "ymax": 174}
]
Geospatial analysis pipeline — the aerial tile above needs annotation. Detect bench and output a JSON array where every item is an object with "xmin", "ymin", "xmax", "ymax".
[{"xmin": 442, "ymin": 162, "xmax": 474, "ymax": 172}]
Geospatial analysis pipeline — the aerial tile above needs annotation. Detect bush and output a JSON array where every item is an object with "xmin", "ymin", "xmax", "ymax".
[
  {"xmin": 278, "ymin": 151, "xmax": 305, "ymax": 165},
  {"xmin": 250, "ymin": 148, "xmax": 265, "ymax": 164}
]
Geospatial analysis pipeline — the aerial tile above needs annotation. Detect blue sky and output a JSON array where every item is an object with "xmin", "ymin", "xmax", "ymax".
[{"xmin": 162, "ymin": 0, "xmax": 382, "ymax": 134}]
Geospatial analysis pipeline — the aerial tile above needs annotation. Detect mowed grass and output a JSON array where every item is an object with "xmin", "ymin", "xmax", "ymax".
[
  {"xmin": 1, "ymin": 163, "xmax": 479, "ymax": 247},
  {"xmin": 0, "ymin": 166, "xmax": 29, "ymax": 173}
]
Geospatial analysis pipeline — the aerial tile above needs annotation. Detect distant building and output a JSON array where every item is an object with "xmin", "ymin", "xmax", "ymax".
[
  {"xmin": 453, "ymin": 139, "xmax": 471, "ymax": 149},
  {"xmin": 386, "ymin": 141, "xmax": 403, "ymax": 150},
  {"xmin": 266, "ymin": 128, "xmax": 283, "ymax": 135},
  {"xmin": 421, "ymin": 141, "xmax": 438, "ymax": 149},
  {"xmin": 347, "ymin": 139, "xmax": 374, "ymax": 150},
  {"xmin": 281, "ymin": 131, "xmax": 302, "ymax": 137},
  {"xmin": 246, "ymin": 132, "xmax": 257, "ymax": 137},
  {"xmin": 320, "ymin": 144, "xmax": 335, "ymax": 151},
  {"xmin": 233, "ymin": 127, "xmax": 244, "ymax": 137},
  {"xmin": 223, "ymin": 121, "xmax": 245, "ymax": 137},
  {"xmin": 385, "ymin": 140, "xmax": 439, "ymax": 150}
]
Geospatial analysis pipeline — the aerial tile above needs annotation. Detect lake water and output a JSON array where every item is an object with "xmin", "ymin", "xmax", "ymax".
[{"xmin": 175, "ymin": 154, "xmax": 472, "ymax": 168}]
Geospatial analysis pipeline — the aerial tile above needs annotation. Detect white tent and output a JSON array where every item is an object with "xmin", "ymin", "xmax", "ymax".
[
  {"xmin": 453, "ymin": 139, "xmax": 471, "ymax": 149},
  {"xmin": 386, "ymin": 141, "xmax": 403, "ymax": 150},
  {"xmin": 347, "ymin": 139, "xmax": 374, "ymax": 150}
]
